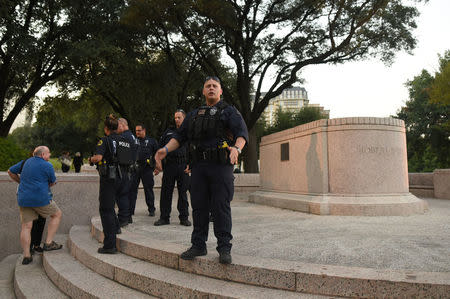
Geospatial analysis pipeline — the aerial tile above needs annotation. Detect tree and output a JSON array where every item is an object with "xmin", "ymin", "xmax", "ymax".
[
  {"xmin": 132, "ymin": 0, "xmax": 422, "ymax": 172},
  {"xmin": 9, "ymin": 91, "xmax": 111, "ymax": 156},
  {"xmin": 264, "ymin": 106, "xmax": 328, "ymax": 135},
  {"xmin": 430, "ymin": 50, "xmax": 450, "ymax": 106},
  {"xmin": 0, "ymin": 0, "xmax": 135, "ymax": 137},
  {"xmin": 396, "ymin": 52, "xmax": 450, "ymax": 172}
]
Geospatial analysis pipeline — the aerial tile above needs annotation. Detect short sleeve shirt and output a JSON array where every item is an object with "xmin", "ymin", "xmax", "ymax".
[
  {"xmin": 137, "ymin": 136, "xmax": 159, "ymax": 161},
  {"xmin": 9, "ymin": 157, "xmax": 56, "ymax": 207},
  {"xmin": 94, "ymin": 135, "xmax": 116, "ymax": 163}
]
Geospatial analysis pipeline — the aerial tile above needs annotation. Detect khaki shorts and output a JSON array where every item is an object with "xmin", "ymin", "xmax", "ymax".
[{"xmin": 19, "ymin": 201, "xmax": 60, "ymax": 224}]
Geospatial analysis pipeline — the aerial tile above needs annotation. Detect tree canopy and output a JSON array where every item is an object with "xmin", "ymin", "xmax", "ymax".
[
  {"xmin": 130, "ymin": 0, "xmax": 423, "ymax": 172},
  {"xmin": 396, "ymin": 51, "xmax": 450, "ymax": 172},
  {"xmin": 4, "ymin": 0, "xmax": 425, "ymax": 173}
]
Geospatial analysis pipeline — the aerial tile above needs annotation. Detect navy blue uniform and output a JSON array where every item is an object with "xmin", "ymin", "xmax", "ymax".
[
  {"xmin": 94, "ymin": 133, "xmax": 124, "ymax": 249},
  {"xmin": 115, "ymin": 130, "xmax": 138, "ymax": 225},
  {"xmin": 173, "ymin": 100, "xmax": 248, "ymax": 253},
  {"xmin": 159, "ymin": 128, "xmax": 190, "ymax": 222},
  {"xmin": 129, "ymin": 136, "xmax": 158, "ymax": 215}
]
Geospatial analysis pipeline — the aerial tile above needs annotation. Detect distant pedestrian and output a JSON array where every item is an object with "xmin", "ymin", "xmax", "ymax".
[
  {"xmin": 73, "ymin": 152, "xmax": 83, "ymax": 173},
  {"xmin": 59, "ymin": 151, "xmax": 71, "ymax": 173}
]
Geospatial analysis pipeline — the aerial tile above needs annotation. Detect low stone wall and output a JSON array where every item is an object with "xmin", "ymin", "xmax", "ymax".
[
  {"xmin": 433, "ymin": 169, "xmax": 450, "ymax": 200},
  {"xmin": 0, "ymin": 173, "xmax": 99, "ymax": 261},
  {"xmin": 0, "ymin": 171, "xmax": 259, "ymax": 260},
  {"xmin": 409, "ymin": 170, "xmax": 450, "ymax": 200},
  {"xmin": 409, "ymin": 173, "xmax": 434, "ymax": 198}
]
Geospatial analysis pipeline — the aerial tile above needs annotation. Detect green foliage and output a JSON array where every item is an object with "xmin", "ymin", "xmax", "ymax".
[
  {"xmin": 10, "ymin": 92, "xmax": 110, "ymax": 157},
  {"xmin": 396, "ymin": 51, "xmax": 450, "ymax": 172},
  {"xmin": 0, "ymin": 0, "xmax": 129, "ymax": 136},
  {"xmin": 264, "ymin": 106, "xmax": 328, "ymax": 136},
  {"xmin": 131, "ymin": 0, "xmax": 423, "ymax": 172},
  {"xmin": 430, "ymin": 50, "xmax": 450, "ymax": 106},
  {"xmin": 0, "ymin": 137, "xmax": 28, "ymax": 171}
]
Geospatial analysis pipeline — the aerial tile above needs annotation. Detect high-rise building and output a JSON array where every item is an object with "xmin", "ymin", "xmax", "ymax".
[{"xmin": 259, "ymin": 87, "xmax": 329, "ymax": 125}]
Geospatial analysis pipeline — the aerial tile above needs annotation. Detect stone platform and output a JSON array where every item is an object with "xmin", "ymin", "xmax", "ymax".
[{"xmin": 1, "ymin": 193, "xmax": 449, "ymax": 298}]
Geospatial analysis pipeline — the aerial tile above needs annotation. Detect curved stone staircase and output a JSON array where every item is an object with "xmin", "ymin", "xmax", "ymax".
[{"xmin": 2, "ymin": 213, "xmax": 449, "ymax": 298}]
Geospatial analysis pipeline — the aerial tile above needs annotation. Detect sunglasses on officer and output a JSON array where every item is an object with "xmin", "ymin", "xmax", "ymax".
[{"xmin": 204, "ymin": 76, "xmax": 221, "ymax": 84}]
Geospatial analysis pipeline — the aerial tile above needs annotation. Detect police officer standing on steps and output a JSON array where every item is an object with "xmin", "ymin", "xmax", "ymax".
[
  {"xmin": 155, "ymin": 76, "xmax": 248, "ymax": 264},
  {"xmin": 130, "ymin": 124, "xmax": 158, "ymax": 218},
  {"xmin": 115, "ymin": 118, "xmax": 137, "ymax": 227},
  {"xmin": 88, "ymin": 114, "xmax": 133, "ymax": 254},
  {"xmin": 154, "ymin": 109, "xmax": 191, "ymax": 227}
]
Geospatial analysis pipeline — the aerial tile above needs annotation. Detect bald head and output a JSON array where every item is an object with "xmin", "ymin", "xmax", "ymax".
[
  {"xmin": 118, "ymin": 118, "xmax": 129, "ymax": 133},
  {"xmin": 33, "ymin": 146, "xmax": 51, "ymax": 161}
]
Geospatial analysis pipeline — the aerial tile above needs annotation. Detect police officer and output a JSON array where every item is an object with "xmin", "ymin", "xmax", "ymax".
[
  {"xmin": 88, "ymin": 114, "xmax": 132, "ymax": 254},
  {"xmin": 154, "ymin": 109, "xmax": 191, "ymax": 227},
  {"xmin": 115, "ymin": 118, "xmax": 138, "ymax": 227},
  {"xmin": 130, "ymin": 124, "xmax": 158, "ymax": 217},
  {"xmin": 155, "ymin": 76, "xmax": 248, "ymax": 264}
]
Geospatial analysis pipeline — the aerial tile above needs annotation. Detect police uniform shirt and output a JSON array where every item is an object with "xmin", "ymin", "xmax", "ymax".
[
  {"xmin": 137, "ymin": 136, "xmax": 158, "ymax": 161},
  {"xmin": 160, "ymin": 127, "xmax": 187, "ymax": 161},
  {"xmin": 173, "ymin": 101, "xmax": 249, "ymax": 147},
  {"xmin": 94, "ymin": 134, "xmax": 117, "ymax": 163}
]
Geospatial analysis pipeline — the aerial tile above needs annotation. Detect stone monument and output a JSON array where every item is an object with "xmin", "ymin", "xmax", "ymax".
[{"xmin": 249, "ymin": 117, "xmax": 428, "ymax": 216}]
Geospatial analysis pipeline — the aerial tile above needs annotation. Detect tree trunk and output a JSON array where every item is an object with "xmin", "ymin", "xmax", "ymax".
[
  {"xmin": 0, "ymin": 122, "xmax": 11, "ymax": 137},
  {"xmin": 242, "ymin": 126, "xmax": 259, "ymax": 173}
]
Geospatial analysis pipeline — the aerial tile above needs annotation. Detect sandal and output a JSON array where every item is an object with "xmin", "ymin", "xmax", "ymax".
[{"xmin": 43, "ymin": 241, "xmax": 63, "ymax": 251}]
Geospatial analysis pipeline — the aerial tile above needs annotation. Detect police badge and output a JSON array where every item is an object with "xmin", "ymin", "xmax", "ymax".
[{"xmin": 210, "ymin": 107, "xmax": 217, "ymax": 115}]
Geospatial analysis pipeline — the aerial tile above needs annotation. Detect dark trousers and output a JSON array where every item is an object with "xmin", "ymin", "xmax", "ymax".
[
  {"xmin": 31, "ymin": 215, "xmax": 46, "ymax": 247},
  {"xmin": 61, "ymin": 164, "xmax": 70, "ymax": 172},
  {"xmin": 190, "ymin": 163, "xmax": 234, "ymax": 253},
  {"xmin": 159, "ymin": 163, "xmax": 189, "ymax": 221},
  {"xmin": 99, "ymin": 176, "xmax": 120, "ymax": 249},
  {"xmin": 129, "ymin": 165, "xmax": 155, "ymax": 214},
  {"xmin": 116, "ymin": 170, "xmax": 131, "ymax": 224}
]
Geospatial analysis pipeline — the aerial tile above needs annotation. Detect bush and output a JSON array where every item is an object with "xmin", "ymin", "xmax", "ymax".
[{"xmin": 0, "ymin": 138, "xmax": 29, "ymax": 171}]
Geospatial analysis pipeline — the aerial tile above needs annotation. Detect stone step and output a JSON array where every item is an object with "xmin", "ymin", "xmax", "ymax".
[
  {"xmin": 43, "ymin": 236, "xmax": 155, "ymax": 299},
  {"xmin": 91, "ymin": 216, "xmax": 450, "ymax": 298},
  {"xmin": 69, "ymin": 225, "xmax": 322, "ymax": 298},
  {"xmin": 0, "ymin": 254, "xmax": 20, "ymax": 299},
  {"xmin": 14, "ymin": 254, "xmax": 69, "ymax": 299}
]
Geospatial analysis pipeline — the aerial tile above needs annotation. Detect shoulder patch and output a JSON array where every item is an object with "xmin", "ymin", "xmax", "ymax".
[{"xmin": 97, "ymin": 139, "xmax": 103, "ymax": 146}]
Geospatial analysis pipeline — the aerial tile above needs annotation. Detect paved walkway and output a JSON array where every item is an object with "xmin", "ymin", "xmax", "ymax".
[{"xmin": 133, "ymin": 192, "xmax": 450, "ymax": 273}]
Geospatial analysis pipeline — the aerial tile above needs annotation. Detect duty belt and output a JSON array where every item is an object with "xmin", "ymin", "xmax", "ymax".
[{"xmin": 190, "ymin": 147, "xmax": 229, "ymax": 164}]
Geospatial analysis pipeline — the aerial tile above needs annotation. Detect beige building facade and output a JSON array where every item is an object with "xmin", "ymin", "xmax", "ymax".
[{"xmin": 260, "ymin": 87, "xmax": 329, "ymax": 125}]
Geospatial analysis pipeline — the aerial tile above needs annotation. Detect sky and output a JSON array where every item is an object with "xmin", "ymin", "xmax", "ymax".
[{"xmin": 297, "ymin": 0, "xmax": 450, "ymax": 119}]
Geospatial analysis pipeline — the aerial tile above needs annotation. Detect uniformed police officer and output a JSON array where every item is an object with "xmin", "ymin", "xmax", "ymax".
[
  {"xmin": 88, "ymin": 114, "xmax": 133, "ymax": 254},
  {"xmin": 154, "ymin": 109, "xmax": 191, "ymax": 227},
  {"xmin": 129, "ymin": 124, "xmax": 158, "ymax": 217},
  {"xmin": 155, "ymin": 76, "xmax": 248, "ymax": 264},
  {"xmin": 116, "ymin": 118, "xmax": 138, "ymax": 227}
]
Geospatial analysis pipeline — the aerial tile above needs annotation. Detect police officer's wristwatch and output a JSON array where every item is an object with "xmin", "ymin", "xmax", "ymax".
[{"xmin": 232, "ymin": 146, "xmax": 241, "ymax": 154}]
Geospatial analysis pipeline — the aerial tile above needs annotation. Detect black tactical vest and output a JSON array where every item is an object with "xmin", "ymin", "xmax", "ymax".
[
  {"xmin": 188, "ymin": 101, "xmax": 229, "ymax": 144},
  {"xmin": 111, "ymin": 134, "xmax": 133, "ymax": 165}
]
